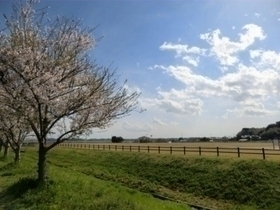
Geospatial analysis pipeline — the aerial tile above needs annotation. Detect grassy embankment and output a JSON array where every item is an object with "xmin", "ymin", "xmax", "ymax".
[
  {"xmin": 0, "ymin": 150, "xmax": 190, "ymax": 210},
  {"xmin": 1, "ymin": 147, "xmax": 280, "ymax": 209}
]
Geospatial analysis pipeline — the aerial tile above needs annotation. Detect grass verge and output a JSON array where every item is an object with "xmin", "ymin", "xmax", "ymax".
[
  {"xmin": 0, "ymin": 150, "xmax": 190, "ymax": 210},
  {"xmin": 48, "ymin": 148, "xmax": 280, "ymax": 210},
  {"xmin": 2, "ymin": 147, "xmax": 280, "ymax": 210}
]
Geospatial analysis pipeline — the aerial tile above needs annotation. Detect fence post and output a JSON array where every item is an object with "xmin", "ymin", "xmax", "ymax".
[
  {"xmin": 158, "ymin": 146, "xmax": 160, "ymax": 154},
  {"xmin": 98, "ymin": 145, "xmax": 99, "ymax": 150},
  {"xmin": 148, "ymin": 146, "xmax": 150, "ymax": 153},
  {"xmin": 217, "ymin": 147, "xmax": 219, "ymax": 156},
  {"xmin": 170, "ymin": 146, "xmax": 172, "ymax": 154},
  {"xmin": 199, "ymin": 146, "xmax": 201, "ymax": 155},
  {"xmin": 89, "ymin": 144, "xmax": 90, "ymax": 149},
  {"xmin": 262, "ymin": 148, "xmax": 266, "ymax": 160},
  {"xmin": 115, "ymin": 145, "xmax": 117, "ymax": 151},
  {"xmin": 237, "ymin": 147, "xmax": 240, "ymax": 157},
  {"xmin": 138, "ymin": 146, "xmax": 140, "ymax": 152},
  {"xmin": 130, "ymin": 145, "xmax": 131, "ymax": 152},
  {"xmin": 184, "ymin": 146, "xmax": 186, "ymax": 155},
  {"xmin": 103, "ymin": 145, "xmax": 105, "ymax": 150},
  {"xmin": 122, "ymin": 145, "xmax": 124, "ymax": 151}
]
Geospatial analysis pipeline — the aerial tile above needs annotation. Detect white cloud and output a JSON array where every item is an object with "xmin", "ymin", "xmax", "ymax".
[
  {"xmin": 143, "ymin": 87, "xmax": 203, "ymax": 115},
  {"xmin": 250, "ymin": 50, "xmax": 280, "ymax": 69},
  {"xmin": 255, "ymin": 13, "xmax": 260, "ymax": 17},
  {"xmin": 220, "ymin": 66, "xmax": 229, "ymax": 73},
  {"xmin": 144, "ymin": 24, "xmax": 278, "ymax": 118},
  {"xmin": 152, "ymin": 117, "xmax": 167, "ymax": 126},
  {"xmin": 224, "ymin": 101, "xmax": 276, "ymax": 118},
  {"xmin": 159, "ymin": 42, "xmax": 207, "ymax": 56},
  {"xmin": 146, "ymin": 61, "xmax": 280, "ymax": 116},
  {"xmin": 239, "ymin": 24, "xmax": 266, "ymax": 46},
  {"xmin": 200, "ymin": 24, "xmax": 266, "ymax": 66},
  {"xmin": 249, "ymin": 49, "xmax": 263, "ymax": 58},
  {"xmin": 159, "ymin": 42, "xmax": 207, "ymax": 67},
  {"xmin": 123, "ymin": 84, "xmax": 141, "ymax": 95},
  {"xmin": 182, "ymin": 55, "xmax": 199, "ymax": 66}
]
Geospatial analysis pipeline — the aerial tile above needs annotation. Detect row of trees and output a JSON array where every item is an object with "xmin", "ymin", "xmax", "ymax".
[
  {"xmin": 236, "ymin": 121, "xmax": 280, "ymax": 140},
  {"xmin": 0, "ymin": 0, "xmax": 139, "ymax": 185}
]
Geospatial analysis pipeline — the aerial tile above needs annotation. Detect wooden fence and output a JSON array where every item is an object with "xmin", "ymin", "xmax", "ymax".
[{"xmin": 57, "ymin": 143, "xmax": 280, "ymax": 160}]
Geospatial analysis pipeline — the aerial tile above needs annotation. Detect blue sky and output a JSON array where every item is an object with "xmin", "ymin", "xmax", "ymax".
[{"xmin": 0, "ymin": 0, "xmax": 280, "ymax": 139}]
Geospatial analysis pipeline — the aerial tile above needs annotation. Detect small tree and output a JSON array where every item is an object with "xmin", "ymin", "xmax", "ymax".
[
  {"xmin": 0, "ymin": 0, "xmax": 139, "ymax": 185},
  {"xmin": 0, "ymin": 106, "xmax": 30, "ymax": 162}
]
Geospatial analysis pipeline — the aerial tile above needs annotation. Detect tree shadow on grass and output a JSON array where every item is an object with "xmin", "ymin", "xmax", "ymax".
[
  {"xmin": 1, "ymin": 161, "xmax": 16, "ymax": 170},
  {"xmin": 5, "ymin": 177, "xmax": 38, "ymax": 198},
  {"xmin": 0, "ymin": 177, "xmax": 38, "ymax": 209},
  {"xmin": 0, "ymin": 177, "xmax": 57, "ymax": 209},
  {"xmin": 0, "ymin": 155, "xmax": 9, "ymax": 162}
]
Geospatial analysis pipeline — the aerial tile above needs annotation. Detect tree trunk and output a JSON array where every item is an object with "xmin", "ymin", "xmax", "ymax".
[
  {"xmin": 37, "ymin": 144, "xmax": 47, "ymax": 185},
  {"xmin": 0, "ymin": 141, "xmax": 3, "ymax": 153},
  {"xmin": 14, "ymin": 146, "xmax": 21, "ymax": 162},
  {"xmin": 3, "ymin": 142, "xmax": 9, "ymax": 157}
]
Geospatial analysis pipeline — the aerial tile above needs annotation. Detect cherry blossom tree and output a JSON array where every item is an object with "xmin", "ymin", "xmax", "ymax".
[
  {"xmin": 0, "ymin": 105, "xmax": 30, "ymax": 162},
  {"xmin": 0, "ymin": 0, "xmax": 139, "ymax": 184}
]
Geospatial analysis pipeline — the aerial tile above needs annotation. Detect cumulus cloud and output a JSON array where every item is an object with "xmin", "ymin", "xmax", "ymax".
[
  {"xmin": 200, "ymin": 24, "xmax": 266, "ymax": 66},
  {"xmin": 144, "ymin": 24, "xmax": 278, "ymax": 117},
  {"xmin": 250, "ymin": 50, "xmax": 280, "ymax": 69},
  {"xmin": 224, "ymin": 101, "xmax": 276, "ymax": 118},
  {"xmin": 143, "ymin": 87, "xmax": 203, "ymax": 115},
  {"xmin": 159, "ymin": 24, "xmax": 266, "ymax": 68},
  {"xmin": 159, "ymin": 42, "xmax": 207, "ymax": 67},
  {"xmin": 182, "ymin": 55, "xmax": 200, "ymax": 66},
  {"xmin": 147, "ymin": 62, "xmax": 279, "ymax": 116}
]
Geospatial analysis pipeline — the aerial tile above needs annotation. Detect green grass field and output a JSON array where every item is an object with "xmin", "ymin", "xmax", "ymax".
[
  {"xmin": 0, "ymin": 149, "xmax": 190, "ymax": 210},
  {"xmin": 1, "ymin": 147, "xmax": 280, "ymax": 210}
]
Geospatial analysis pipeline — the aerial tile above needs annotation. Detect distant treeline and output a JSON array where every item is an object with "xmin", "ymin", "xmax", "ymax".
[{"xmin": 237, "ymin": 121, "xmax": 280, "ymax": 140}]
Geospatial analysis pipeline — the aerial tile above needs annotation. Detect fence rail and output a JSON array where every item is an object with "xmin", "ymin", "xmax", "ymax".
[{"xmin": 57, "ymin": 143, "xmax": 280, "ymax": 160}]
